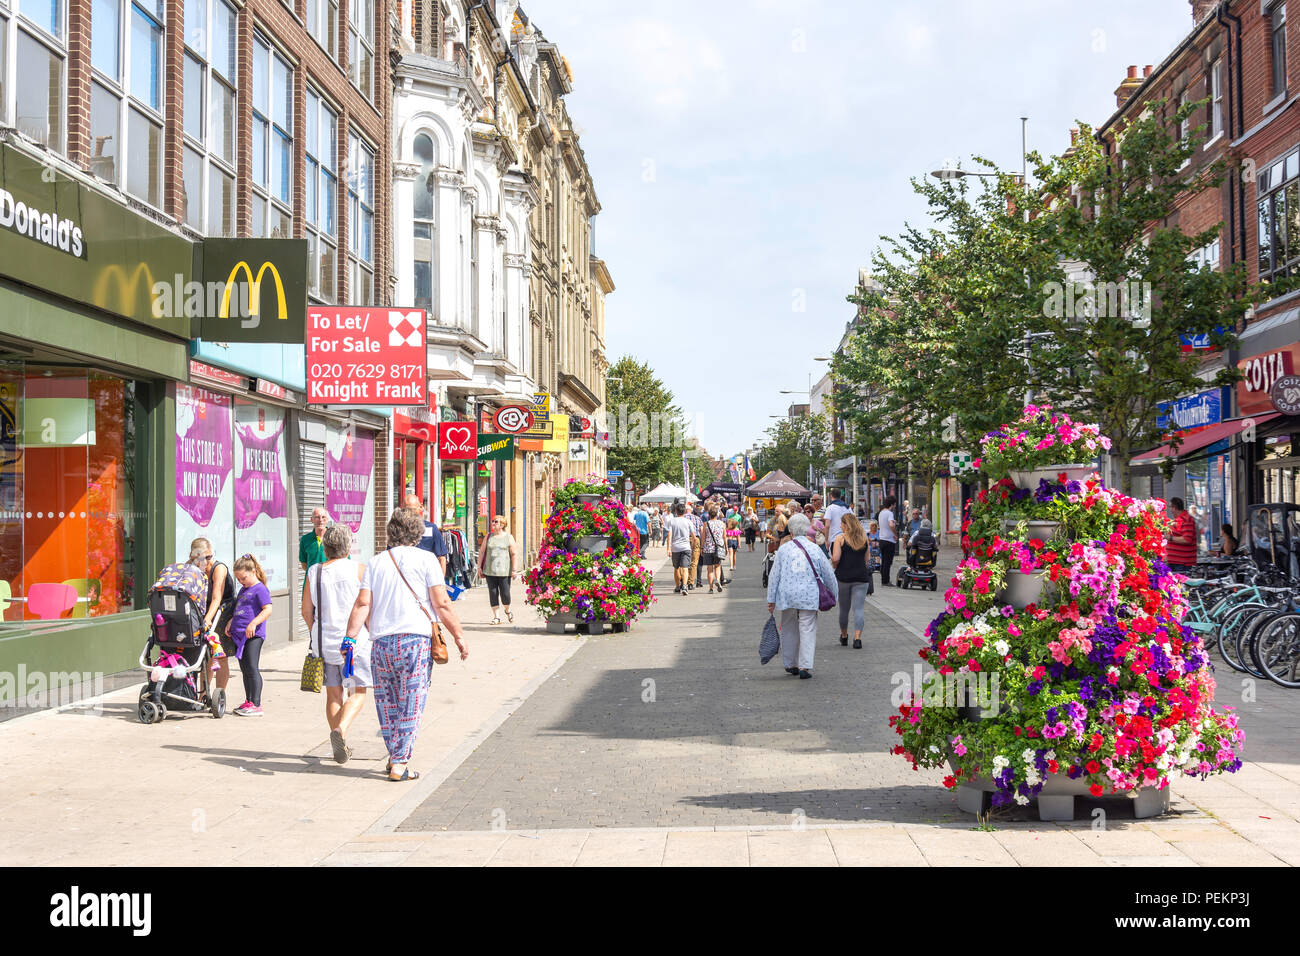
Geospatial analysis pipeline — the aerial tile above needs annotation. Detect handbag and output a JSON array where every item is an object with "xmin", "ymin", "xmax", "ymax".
[
  {"xmin": 795, "ymin": 540, "xmax": 837, "ymax": 612},
  {"xmin": 300, "ymin": 564, "xmax": 325, "ymax": 693},
  {"xmin": 391, "ymin": 550, "xmax": 449, "ymax": 665},
  {"xmin": 759, "ymin": 613, "xmax": 781, "ymax": 665}
]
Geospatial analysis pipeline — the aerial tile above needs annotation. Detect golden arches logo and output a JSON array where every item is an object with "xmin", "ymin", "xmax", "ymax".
[
  {"xmin": 92, "ymin": 262, "xmax": 156, "ymax": 314},
  {"xmin": 218, "ymin": 261, "xmax": 288, "ymax": 321}
]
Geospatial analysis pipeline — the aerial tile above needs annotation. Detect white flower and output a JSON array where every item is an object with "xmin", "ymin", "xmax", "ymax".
[
  {"xmin": 993, "ymin": 755, "xmax": 1010, "ymax": 771},
  {"xmin": 1045, "ymin": 749, "xmax": 1056, "ymax": 761},
  {"xmin": 1025, "ymin": 769, "xmax": 1040, "ymax": 786},
  {"xmin": 1022, "ymin": 748, "xmax": 1035, "ymax": 763},
  {"xmin": 994, "ymin": 640, "xmax": 1010, "ymax": 656},
  {"xmin": 929, "ymin": 745, "xmax": 940, "ymax": 754},
  {"xmin": 1014, "ymin": 794, "xmax": 1030, "ymax": 805}
]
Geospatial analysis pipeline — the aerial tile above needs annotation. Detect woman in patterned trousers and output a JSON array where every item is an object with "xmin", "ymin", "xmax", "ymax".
[{"xmin": 345, "ymin": 508, "xmax": 467, "ymax": 780}]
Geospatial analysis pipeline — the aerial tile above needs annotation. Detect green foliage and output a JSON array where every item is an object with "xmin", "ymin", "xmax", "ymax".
[
  {"xmin": 833, "ymin": 98, "xmax": 1269, "ymax": 493},
  {"xmin": 752, "ymin": 413, "xmax": 831, "ymax": 487},
  {"xmin": 606, "ymin": 356, "xmax": 688, "ymax": 492}
]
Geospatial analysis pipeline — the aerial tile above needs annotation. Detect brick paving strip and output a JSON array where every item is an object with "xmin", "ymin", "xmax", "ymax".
[{"xmin": 4, "ymin": 544, "xmax": 1299, "ymax": 866}]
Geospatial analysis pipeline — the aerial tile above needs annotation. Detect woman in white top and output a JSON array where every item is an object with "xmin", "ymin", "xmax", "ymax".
[
  {"xmin": 344, "ymin": 508, "xmax": 468, "ymax": 782},
  {"xmin": 301, "ymin": 522, "xmax": 371, "ymax": 765}
]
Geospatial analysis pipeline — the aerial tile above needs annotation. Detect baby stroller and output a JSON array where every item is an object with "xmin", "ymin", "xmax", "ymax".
[
  {"xmin": 897, "ymin": 531, "xmax": 939, "ymax": 591},
  {"xmin": 137, "ymin": 573, "xmax": 225, "ymax": 723}
]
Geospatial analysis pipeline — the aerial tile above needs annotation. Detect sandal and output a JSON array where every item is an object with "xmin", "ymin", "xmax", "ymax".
[
  {"xmin": 388, "ymin": 768, "xmax": 420, "ymax": 782},
  {"xmin": 506, "ymin": 610, "xmax": 514, "ymax": 623},
  {"xmin": 491, "ymin": 617, "xmax": 501, "ymax": 625}
]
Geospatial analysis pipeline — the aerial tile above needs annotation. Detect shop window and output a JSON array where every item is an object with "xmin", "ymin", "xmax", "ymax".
[
  {"xmin": 305, "ymin": 87, "xmax": 338, "ymax": 300},
  {"xmin": 250, "ymin": 31, "xmax": 293, "ymax": 238},
  {"xmin": 0, "ymin": 365, "xmax": 144, "ymax": 623}
]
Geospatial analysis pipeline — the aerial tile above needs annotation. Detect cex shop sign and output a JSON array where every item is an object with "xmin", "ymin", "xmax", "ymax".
[
  {"xmin": 306, "ymin": 308, "xmax": 428, "ymax": 406},
  {"xmin": 1238, "ymin": 345, "xmax": 1300, "ymax": 415}
]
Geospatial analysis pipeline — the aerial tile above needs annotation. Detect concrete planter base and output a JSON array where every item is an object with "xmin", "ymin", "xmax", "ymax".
[
  {"xmin": 954, "ymin": 775, "xmax": 1171, "ymax": 821},
  {"xmin": 997, "ymin": 569, "xmax": 1054, "ymax": 610}
]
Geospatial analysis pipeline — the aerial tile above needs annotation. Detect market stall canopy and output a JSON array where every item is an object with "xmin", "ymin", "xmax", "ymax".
[
  {"xmin": 745, "ymin": 470, "xmax": 811, "ymax": 497},
  {"xmin": 639, "ymin": 483, "xmax": 698, "ymax": 503}
]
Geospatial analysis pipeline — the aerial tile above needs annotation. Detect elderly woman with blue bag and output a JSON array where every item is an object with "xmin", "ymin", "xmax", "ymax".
[
  {"xmin": 765, "ymin": 511, "xmax": 838, "ymax": 679},
  {"xmin": 301, "ymin": 522, "xmax": 372, "ymax": 765}
]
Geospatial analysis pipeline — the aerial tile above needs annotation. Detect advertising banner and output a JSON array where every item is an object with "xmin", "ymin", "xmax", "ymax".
[
  {"xmin": 306, "ymin": 307, "xmax": 427, "ymax": 405},
  {"xmin": 174, "ymin": 385, "xmax": 234, "ymax": 562},
  {"xmin": 325, "ymin": 425, "xmax": 376, "ymax": 559},
  {"xmin": 233, "ymin": 402, "xmax": 288, "ymax": 591},
  {"xmin": 438, "ymin": 421, "xmax": 477, "ymax": 459},
  {"xmin": 1238, "ymin": 345, "xmax": 1300, "ymax": 416},
  {"xmin": 492, "ymin": 405, "xmax": 535, "ymax": 434}
]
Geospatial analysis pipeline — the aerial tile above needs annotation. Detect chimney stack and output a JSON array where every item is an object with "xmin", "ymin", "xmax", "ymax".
[
  {"xmin": 1144, "ymin": 64, "xmax": 1154, "ymax": 78},
  {"xmin": 1116, "ymin": 64, "xmax": 1143, "ymax": 107},
  {"xmin": 1190, "ymin": 0, "xmax": 1218, "ymax": 24}
]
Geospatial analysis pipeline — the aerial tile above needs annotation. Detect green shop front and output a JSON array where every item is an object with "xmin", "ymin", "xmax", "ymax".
[
  {"xmin": 0, "ymin": 141, "xmax": 194, "ymax": 713},
  {"xmin": 0, "ymin": 142, "xmax": 310, "ymax": 716}
]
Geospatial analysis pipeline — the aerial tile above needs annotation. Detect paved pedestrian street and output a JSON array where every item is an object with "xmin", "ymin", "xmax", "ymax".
[{"xmin": 4, "ymin": 546, "xmax": 1300, "ymax": 867}]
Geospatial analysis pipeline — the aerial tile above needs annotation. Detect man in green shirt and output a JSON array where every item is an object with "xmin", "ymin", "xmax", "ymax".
[{"xmin": 299, "ymin": 507, "xmax": 330, "ymax": 577}]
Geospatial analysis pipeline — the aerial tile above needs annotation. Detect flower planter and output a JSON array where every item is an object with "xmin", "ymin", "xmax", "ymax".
[
  {"xmin": 953, "ymin": 772, "xmax": 1171, "ymax": 821},
  {"xmin": 1008, "ymin": 464, "xmax": 1094, "ymax": 490},
  {"xmin": 996, "ymin": 569, "xmax": 1052, "ymax": 610},
  {"xmin": 575, "ymin": 535, "xmax": 611, "ymax": 555},
  {"xmin": 575, "ymin": 494, "xmax": 605, "ymax": 505}
]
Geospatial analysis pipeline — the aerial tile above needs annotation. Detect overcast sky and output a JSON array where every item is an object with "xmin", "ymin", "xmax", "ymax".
[{"xmin": 525, "ymin": 0, "xmax": 1196, "ymax": 460}]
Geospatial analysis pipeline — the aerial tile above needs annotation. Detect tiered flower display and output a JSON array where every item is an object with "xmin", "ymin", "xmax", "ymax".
[
  {"xmin": 524, "ymin": 477, "xmax": 654, "ymax": 628},
  {"xmin": 890, "ymin": 405, "xmax": 1244, "ymax": 810}
]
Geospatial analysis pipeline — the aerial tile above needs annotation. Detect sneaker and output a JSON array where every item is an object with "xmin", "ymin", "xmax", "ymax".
[
  {"xmin": 232, "ymin": 701, "xmax": 252, "ymax": 714},
  {"xmin": 241, "ymin": 704, "xmax": 264, "ymax": 717}
]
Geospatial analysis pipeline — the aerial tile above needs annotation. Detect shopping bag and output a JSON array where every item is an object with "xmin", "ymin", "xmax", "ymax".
[{"xmin": 760, "ymin": 614, "xmax": 781, "ymax": 665}]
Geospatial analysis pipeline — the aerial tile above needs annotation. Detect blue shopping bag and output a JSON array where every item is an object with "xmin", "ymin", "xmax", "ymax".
[
  {"xmin": 760, "ymin": 614, "xmax": 781, "ymax": 665},
  {"xmin": 446, "ymin": 584, "xmax": 464, "ymax": 601}
]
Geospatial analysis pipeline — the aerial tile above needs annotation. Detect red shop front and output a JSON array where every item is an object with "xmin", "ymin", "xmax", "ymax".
[{"xmin": 393, "ymin": 404, "xmax": 438, "ymax": 514}]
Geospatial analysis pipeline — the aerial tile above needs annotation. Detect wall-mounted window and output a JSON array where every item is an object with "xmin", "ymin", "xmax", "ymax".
[
  {"xmin": 305, "ymin": 86, "xmax": 338, "ymax": 300},
  {"xmin": 8, "ymin": 0, "xmax": 66, "ymax": 152},
  {"xmin": 305, "ymin": 0, "xmax": 338, "ymax": 62},
  {"xmin": 413, "ymin": 132, "xmax": 435, "ymax": 315},
  {"xmin": 1273, "ymin": 2, "xmax": 1288, "ymax": 98},
  {"xmin": 180, "ymin": 0, "xmax": 237, "ymax": 234},
  {"xmin": 348, "ymin": 0, "xmax": 372, "ymax": 100},
  {"xmin": 87, "ymin": 0, "xmax": 163, "ymax": 206},
  {"xmin": 1210, "ymin": 57, "xmax": 1224, "ymax": 138},
  {"xmin": 347, "ymin": 130, "xmax": 374, "ymax": 304},
  {"xmin": 1258, "ymin": 148, "xmax": 1300, "ymax": 282},
  {"xmin": 251, "ymin": 31, "xmax": 293, "ymax": 237}
]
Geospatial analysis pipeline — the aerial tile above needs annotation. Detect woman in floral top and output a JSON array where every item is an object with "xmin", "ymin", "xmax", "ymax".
[{"xmin": 700, "ymin": 506, "xmax": 729, "ymax": 593}]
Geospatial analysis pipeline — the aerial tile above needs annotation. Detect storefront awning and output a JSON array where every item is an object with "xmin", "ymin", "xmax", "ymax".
[{"xmin": 1132, "ymin": 413, "xmax": 1280, "ymax": 464}]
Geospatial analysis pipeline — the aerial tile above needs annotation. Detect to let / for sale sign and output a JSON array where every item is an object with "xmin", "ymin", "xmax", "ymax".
[{"xmin": 306, "ymin": 308, "xmax": 427, "ymax": 405}]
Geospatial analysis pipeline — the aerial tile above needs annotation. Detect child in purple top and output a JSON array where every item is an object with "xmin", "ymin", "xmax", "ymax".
[{"xmin": 225, "ymin": 554, "xmax": 274, "ymax": 716}]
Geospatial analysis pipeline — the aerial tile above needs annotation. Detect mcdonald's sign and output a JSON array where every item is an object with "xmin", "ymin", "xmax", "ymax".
[{"xmin": 200, "ymin": 239, "xmax": 307, "ymax": 344}]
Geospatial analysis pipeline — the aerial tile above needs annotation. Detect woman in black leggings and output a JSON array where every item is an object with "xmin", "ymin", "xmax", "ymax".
[{"xmin": 477, "ymin": 516, "xmax": 519, "ymax": 624}]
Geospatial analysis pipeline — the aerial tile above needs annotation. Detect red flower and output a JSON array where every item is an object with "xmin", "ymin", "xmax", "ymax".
[
  {"xmin": 942, "ymin": 775, "xmax": 957, "ymax": 789},
  {"xmin": 1086, "ymin": 760, "xmax": 1101, "ymax": 774},
  {"xmin": 1089, "ymin": 784, "xmax": 1104, "ymax": 797}
]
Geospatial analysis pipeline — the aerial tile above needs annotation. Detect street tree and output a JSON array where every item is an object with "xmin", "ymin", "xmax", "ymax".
[{"xmin": 605, "ymin": 356, "xmax": 688, "ymax": 493}]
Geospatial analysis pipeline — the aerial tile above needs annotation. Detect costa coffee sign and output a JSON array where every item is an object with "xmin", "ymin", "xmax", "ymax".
[
  {"xmin": 1271, "ymin": 374, "xmax": 1300, "ymax": 416},
  {"xmin": 438, "ymin": 421, "xmax": 477, "ymax": 460},
  {"xmin": 1238, "ymin": 345, "xmax": 1300, "ymax": 415}
]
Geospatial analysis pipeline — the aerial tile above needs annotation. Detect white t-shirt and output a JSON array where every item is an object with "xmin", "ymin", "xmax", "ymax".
[
  {"xmin": 824, "ymin": 500, "xmax": 850, "ymax": 543},
  {"xmin": 361, "ymin": 546, "xmax": 447, "ymax": 638},
  {"xmin": 666, "ymin": 515, "xmax": 694, "ymax": 553},
  {"xmin": 878, "ymin": 508, "xmax": 897, "ymax": 543},
  {"xmin": 307, "ymin": 558, "xmax": 369, "ymax": 664}
]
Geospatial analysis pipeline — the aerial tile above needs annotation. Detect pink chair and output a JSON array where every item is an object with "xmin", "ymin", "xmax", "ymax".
[{"xmin": 26, "ymin": 583, "xmax": 78, "ymax": 620}]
